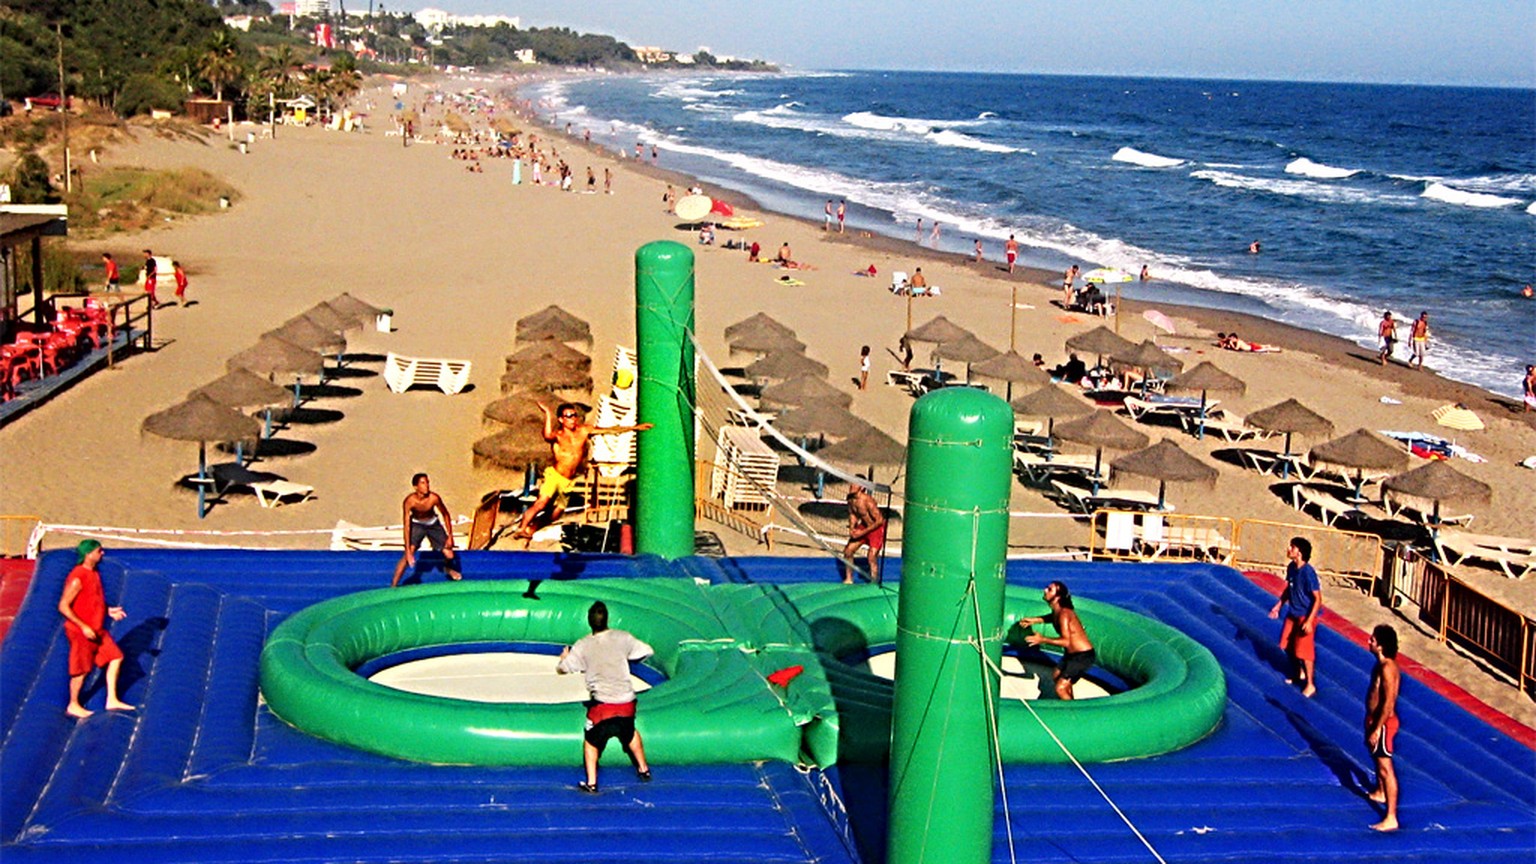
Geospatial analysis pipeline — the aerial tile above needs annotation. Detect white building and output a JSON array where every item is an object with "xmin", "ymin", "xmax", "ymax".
[
  {"xmin": 294, "ymin": 0, "xmax": 331, "ymax": 16},
  {"xmin": 412, "ymin": 7, "xmax": 519, "ymax": 33}
]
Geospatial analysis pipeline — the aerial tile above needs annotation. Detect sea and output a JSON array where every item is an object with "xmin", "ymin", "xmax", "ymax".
[{"xmin": 522, "ymin": 71, "xmax": 1535, "ymax": 398}]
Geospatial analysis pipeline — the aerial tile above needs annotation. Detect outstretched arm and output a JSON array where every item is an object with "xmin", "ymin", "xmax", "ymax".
[
  {"xmin": 589, "ymin": 422, "xmax": 654, "ymax": 436},
  {"xmin": 538, "ymin": 402, "xmax": 557, "ymax": 442}
]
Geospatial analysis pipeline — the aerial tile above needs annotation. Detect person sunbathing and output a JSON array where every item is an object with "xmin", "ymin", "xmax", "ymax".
[{"xmin": 1218, "ymin": 332, "xmax": 1281, "ymax": 353}]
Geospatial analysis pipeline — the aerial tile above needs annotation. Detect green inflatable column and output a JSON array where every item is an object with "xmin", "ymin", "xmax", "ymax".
[
  {"xmin": 888, "ymin": 387, "xmax": 1014, "ymax": 864},
  {"xmin": 633, "ymin": 241, "xmax": 696, "ymax": 559}
]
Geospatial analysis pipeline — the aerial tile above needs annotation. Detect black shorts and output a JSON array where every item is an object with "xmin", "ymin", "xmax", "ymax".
[
  {"xmin": 1056, "ymin": 649, "xmax": 1097, "ymax": 683},
  {"xmin": 409, "ymin": 520, "xmax": 448, "ymax": 551},
  {"xmin": 585, "ymin": 716, "xmax": 636, "ymax": 751}
]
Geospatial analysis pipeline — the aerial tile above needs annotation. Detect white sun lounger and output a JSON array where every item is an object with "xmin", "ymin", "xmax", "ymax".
[
  {"xmin": 384, "ymin": 352, "xmax": 473, "ymax": 395},
  {"xmin": 1290, "ymin": 484, "xmax": 1365, "ymax": 527},
  {"xmin": 1181, "ymin": 412, "xmax": 1273, "ymax": 442},
  {"xmin": 250, "ymin": 479, "xmax": 315, "ymax": 508},
  {"xmin": 1123, "ymin": 394, "xmax": 1216, "ymax": 423},
  {"xmin": 1433, "ymin": 530, "xmax": 1536, "ymax": 579}
]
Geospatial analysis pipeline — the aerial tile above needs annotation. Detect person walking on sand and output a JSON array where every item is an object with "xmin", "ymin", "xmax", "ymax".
[
  {"xmin": 837, "ymin": 200, "xmax": 846, "ymax": 233},
  {"xmin": 101, "ymin": 252, "xmax": 120, "ymax": 290},
  {"xmin": 603, "ymin": 167, "xmax": 612, "ymax": 194},
  {"xmin": 514, "ymin": 403, "xmax": 653, "ymax": 545},
  {"xmin": 824, "ymin": 200, "xmax": 834, "ymax": 231},
  {"xmin": 58, "ymin": 540, "xmax": 134, "ymax": 718},
  {"xmin": 930, "ymin": 221, "xmax": 941, "ymax": 245},
  {"xmin": 172, "ymin": 260, "xmax": 188, "ymax": 305},
  {"xmin": 1524, "ymin": 365, "xmax": 1536, "ymax": 412},
  {"xmin": 1062, "ymin": 264, "xmax": 1079, "ymax": 308},
  {"xmin": 1377, "ymin": 311, "xmax": 1398, "ymax": 366},
  {"xmin": 1018, "ymin": 581, "xmax": 1095, "ymax": 700},
  {"xmin": 1269, "ymin": 536, "xmax": 1321, "ymax": 697},
  {"xmin": 858, "ymin": 344, "xmax": 871, "ymax": 390},
  {"xmin": 1408, "ymin": 311, "xmax": 1430, "ymax": 370},
  {"xmin": 973, "ymin": 239, "xmax": 984, "ymax": 263},
  {"xmin": 142, "ymin": 249, "xmax": 161, "ymax": 308},
  {"xmin": 391, "ymin": 473, "xmax": 461, "ymax": 586},
  {"xmin": 914, "ymin": 217, "xmax": 923, "ymax": 244},
  {"xmin": 842, "ymin": 479, "xmax": 887, "ymax": 584},
  {"xmin": 558, "ymin": 601, "xmax": 654, "ymax": 794},
  {"xmin": 1005, "ymin": 235, "xmax": 1019, "ymax": 274},
  {"xmin": 1364, "ymin": 624, "xmax": 1401, "ymax": 832}
]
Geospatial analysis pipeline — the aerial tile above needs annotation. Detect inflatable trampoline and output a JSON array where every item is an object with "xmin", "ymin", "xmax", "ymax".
[{"xmin": 2, "ymin": 549, "xmax": 1532, "ymax": 863}]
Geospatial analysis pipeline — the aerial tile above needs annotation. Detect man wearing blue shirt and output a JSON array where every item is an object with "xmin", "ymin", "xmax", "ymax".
[{"xmin": 1268, "ymin": 536, "xmax": 1321, "ymax": 697}]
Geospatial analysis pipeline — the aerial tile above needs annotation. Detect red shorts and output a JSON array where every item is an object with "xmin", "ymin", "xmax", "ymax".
[
  {"xmin": 853, "ymin": 523, "xmax": 886, "ymax": 552},
  {"xmin": 1006, "ymin": 250, "xmax": 1017, "ymax": 263},
  {"xmin": 66, "ymin": 627, "xmax": 124, "ymax": 677},
  {"xmin": 1371, "ymin": 715, "xmax": 1399, "ymax": 759},
  {"xmin": 1279, "ymin": 616, "xmax": 1315, "ymax": 662}
]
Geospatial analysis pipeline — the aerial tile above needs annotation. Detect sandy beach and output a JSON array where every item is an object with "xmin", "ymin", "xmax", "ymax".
[{"xmin": 2, "ymin": 75, "xmax": 1531, "ymax": 724}]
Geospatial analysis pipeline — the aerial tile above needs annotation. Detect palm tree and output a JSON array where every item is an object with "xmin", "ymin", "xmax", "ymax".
[
  {"xmin": 258, "ymin": 45, "xmax": 300, "ymax": 101},
  {"xmin": 198, "ymin": 30, "xmax": 244, "ymax": 103}
]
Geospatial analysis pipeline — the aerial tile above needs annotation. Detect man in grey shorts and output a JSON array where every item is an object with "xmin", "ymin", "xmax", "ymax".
[
  {"xmin": 391, "ymin": 473, "xmax": 461, "ymax": 586},
  {"xmin": 1018, "ymin": 581, "xmax": 1096, "ymax": 700}
]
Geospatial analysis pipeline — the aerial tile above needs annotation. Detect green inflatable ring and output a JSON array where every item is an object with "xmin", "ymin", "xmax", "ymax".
[
  {"xmin": 259, "ymin": 578, "xmax": 809, "ymax": 766},
  {"xmin": 771, "ymin": 582, "xmax": 1227, "ymax": 764}
]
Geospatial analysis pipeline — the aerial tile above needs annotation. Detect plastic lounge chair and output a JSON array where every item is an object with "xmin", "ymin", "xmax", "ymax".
[
  {"xmin": 1434, "ymin": 530, "xmax": 1536, "ymax": 578},
  {"xmin": 1182, "ymin": 412, "xmax": 1271, "ymax": 442},
  {"xmin": 1103, "ymin": 511, "xmax": 1136, "ymax": 552},
  {"xmin": 250, "ymin": 479, "xmax": 315, "ymax": 508},
  {"xmin": 384, "ymin": 352, "xmax": 473, "ymax": 394},
  {"xmin": 889, "ymin": 272, "xmax": 908, "ymax": 294},
  {"xmin": 1123, "ymin": 395, "xmax": 1216, "ymax": 423},
  {"xmin": 1290, "ymin": 484, "xmax": 1364, "ymax": 527}
]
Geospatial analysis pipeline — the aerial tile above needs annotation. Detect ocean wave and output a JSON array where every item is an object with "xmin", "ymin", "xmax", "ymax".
[
  {"xmin": 1112, "ymin": 147, "xmax": 1185, "ymax": 168},
  {"xmin": 1527, "ymin": 201, "xmax": 1536, "ymax": 215},
  {"xmin": 1446, "ymin": 172, "xmax": 1536, "ymax": 195},
  {"xmin": 926, "ymin": 129, "xmax": 1021, "ymax": 154},
  {"xmin": 1191, "ymin": 169, "xmax": 1411, "ymax": 206},
  {"xmin": 1420, "ymin": 182, "xmax": 1523, "ymax": 208},
  {"xmin": 978, "ymin": 111, "xmax": 997, "ymax": 119},
  {"xmin": 843, "ymin": 111, "xmax": 990, "ymax": 133},
  {"xmin": 1284, "ymin": 157, "xmax": 1360, "ymax": 179},
  {"xmin": 652, "ymin": 82, "xmax": 744, "ymax": 102}
]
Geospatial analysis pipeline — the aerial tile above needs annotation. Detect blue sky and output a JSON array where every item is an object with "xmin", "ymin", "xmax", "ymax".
[{"xmin": 408, "ymin": 1, "xmax": 1535, "ymax": 88}]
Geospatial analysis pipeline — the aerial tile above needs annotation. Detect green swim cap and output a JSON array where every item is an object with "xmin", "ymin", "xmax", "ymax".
[{"xmin": 75, "ymin": 539, "xmax": 102, "ymax": 564}]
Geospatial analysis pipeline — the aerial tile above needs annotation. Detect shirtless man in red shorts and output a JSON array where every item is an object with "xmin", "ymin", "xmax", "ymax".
[
  {"xmin": 1365, "ymin": 625, "xmax": 1401, "ymax": 831},
  {"xmin": 841, "ymin": 479, "xmax": 887, "ymax": 584},
  {"xmin": 57, "ymin": 540, "xmax": 133, "ymax": 718}
]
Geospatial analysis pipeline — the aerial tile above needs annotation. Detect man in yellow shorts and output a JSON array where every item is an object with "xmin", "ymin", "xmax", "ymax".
[{"xmin": 514, "ymin": 402, "xmax": 653, "ymax": 546}]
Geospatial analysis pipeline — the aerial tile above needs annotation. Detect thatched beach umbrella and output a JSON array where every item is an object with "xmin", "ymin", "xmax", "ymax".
[
  {"xmin": 774, "ymin": 403, "xmax": 874, "ymax": 442},
  {"xmin": 1065, "ymin": 325, "xmax": 1135, "ymax": 362},
  {"xmin": 1382, "ymin": 460, "xmax": 1492, "ymax": 557},
  {"xmin": 328, "ymin": 292, "xmax": 386, "ymax": 322},
  {"xmin": 500, "ymin": 357, "xmax": 594, "ymax": 394},
  {"xmin": 818, "ymin": 424, "xmax": 907, "ymax": 484},
  {"xmin": 267, "ymin": 316, "xmax": 345, "ymax": 356},
  {"xmin": 143, "ymin": 394, "xmax": 263, "ymax": 518},
  {"xmin": 931, "ymin": 333, "xmax": 1000, "ymax": 382},
  {"xmin": 724, "ymin": 312, "xmax": 796, "ymax": 342},
  {"xmin": 1053, "ymin": 409, "xmax": 1150, "ymax": 493},
  {"xmin": 972, "ymin": 350, "xmax": 1051, "ymax": 401},
  {"xmin": 472, "ymin": 428, "xmax": 551, "ymax": 471},
  {"xmin": 905, "ymin": 315, "xmax": 973, "ymax": 346},
  {"xmin": 515, "ymin": 305, "xmax": 593, "ymax": 347},
  {"xmin": 1111, "ymin": 339, "xmax": 1184, "ymax": 395},
  {"xmin": 505, "ymin": 340, "xmax": 592, "ymax": 375},
  {"xmin": 1245, "ymin": 398, "xmax": 1334, "ymax": 478},
  {"xmin": 191, "ymin": 368, "xmax": 293, "ymax": 446},
  {"xmin": 1010, "ymin": 383, "xmax": 1093, "ymax": 449},
  {"xmin": 1309, "ymin": 428, "xmax": 1409, "ymax": 500},
  {"xmin": 746, "ymin": 350, "xmax": 829, "ymax": 382},
  {"xmin": 759, "ymin": 375, "xmax": 853, "ymax": 409},
  {"xmin": 228, "ymin": 336, "xmax": 325, "ymax": 406},
  {"xmin": 1166, "ymin": 361, "xmax": 1246, "ymax": 439},
  {"xmin": 303, "ymin": 301, "xmax": 358, "ymax": 333},
  {"xmin": 1110, "ymin": 439, "xmax": 1219, "ymax": 510},
  {"xmin": 729, "ymin": 328, "xmax": 807, "ymax": 356}
]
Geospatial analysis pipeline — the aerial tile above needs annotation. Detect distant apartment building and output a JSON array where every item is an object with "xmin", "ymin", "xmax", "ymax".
[
  {"xmin": 631, "ymin": 46, "xmax": 673, "ymax": 64},
  {"xmin": 295, "ymin": 0, "xmax": 332, "ymax": 16},
  {"xmin": 413, "ymin": 7, "xmax": 520, "ymax": 33}
]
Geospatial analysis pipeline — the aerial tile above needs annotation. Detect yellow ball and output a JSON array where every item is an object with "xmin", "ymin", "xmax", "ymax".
[{"xmin": 614, "ymin": 368, "xmax": 635, "ymax": 389}]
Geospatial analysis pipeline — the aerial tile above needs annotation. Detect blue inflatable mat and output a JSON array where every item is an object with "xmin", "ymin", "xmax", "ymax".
[{"xmin": 2, "ymin": 549, "xmax": 1531, "ymax": 863}]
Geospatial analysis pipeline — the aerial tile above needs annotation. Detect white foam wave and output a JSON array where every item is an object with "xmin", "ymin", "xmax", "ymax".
[
  {"xmin": 1284, "ymin": 157, "xmax": 1359, "ymax": 179},
  {"xmin": 843, "ymin": 111, "xmax": 988, "ymax": 133},
  {"xmin": 1420, "ymin": 182, "xmax": 1522, "ymax": 208},
  {"xmin": 978, "ymin": 111, "xmax": 997, "ymax": 119},
  {"xmin": 1112, "ymin": 147, "xmax": 1185, "ymax": 168},
  {"xmin": 1527, "ymin": 201, "xmax": 1536, "ymax": 215},
  {"xmin": 1445, "ymin": 173, "xmax": 1536, "ymax": 195},
  {"xmin": 652, "ymin": 82, "xmax": 743, "ymax": 102},
  {"xmin": 1191, "ymin": 169, "xmax": 1412, "ymax": 207},
  {"xmin": 926, "ymin": 129, "xmax": 1020, "ymax": 154}
]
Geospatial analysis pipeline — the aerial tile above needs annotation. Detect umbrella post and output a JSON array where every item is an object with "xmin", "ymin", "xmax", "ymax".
[
  {"xmin": 1091, "ymin": 448, "xmax": 1103, "ymax": 496},
  {"xmin": 235, "ymin": 440, "xmax": 244, "ymax": 466},
  {"xmin": 1113, "ymin": 284, "xmax": 1122, "ymax": 334},
  {"xmin": 1281, "ymin": 432, "xmax": 1293, "ymax": 480},
  {"xmin": 197, "ymin": 442, "xmax": 208, "ymax": 520},
  {"xmin": 906, "ymin": 291, "xmax": 913, "ymax": 335},
  {"xmin": 263, "ymin": 407, "xmax": 273, "ymax": 439},
  {"xmin": 1197, "ymin": 390, "xmax": 1208, "ymax": 440},
  {"xmin": 815, "ymin": 470, "xmax": 825, "ymax": 501},
  {"xmin": 292, "ymin": 380, "xmax": 301, "ymax": 409},
  {"xmin": 1157, "ymin": 480, "xmax": 1167, "ymax": 511}
]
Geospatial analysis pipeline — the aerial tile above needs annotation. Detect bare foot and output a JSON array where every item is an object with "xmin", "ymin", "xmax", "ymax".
[
  {"xmin": 66, "ymin": 704, "xmax": 93, "ymax": 719},
  {"xmin": 1301, "ymin": 685, "xmax": 1317, "ymax": 698},
  {"xmin": 1367, "ymin": 791, "xmax": 1386, "ymax": 804},
  {"xmin": 105, "ymin": 700, "xmax": 135, "ymax": 712},
  {"xmin": 1369, "ymin": 818, "xmax": 1398, "ymax": 832}
]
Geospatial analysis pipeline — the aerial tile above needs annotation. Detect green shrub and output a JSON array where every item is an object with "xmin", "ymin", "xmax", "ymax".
[
  {"xmin": 3, "ymin": 150, "xmax": 56, "ymax": 203},
  {"xmin": 114, "ymin": 73, "xmax": 184, "ymax": 116}
]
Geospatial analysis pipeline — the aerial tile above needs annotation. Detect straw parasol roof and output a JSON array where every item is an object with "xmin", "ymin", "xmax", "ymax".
[
  {"xmin": 1246, "ymin": 399, "xmax": 1334, "ymax": 437},
  {"xmin": 1065, "ymin": 325, "xmax": 1134, "ymax": 357},
  {"xmin": 818, "ymin": 425, "xmax": 907, "ymax": 471},
  {"xmin": 746, "ymin": 351, "xmax": 829, "ymax": 381},
  {"xmin": 482, "ymin": 395, "xmax": 543, "ymax": 427},
  {"xmin": 773, "ymin": 403, "xmax": 874, "ymax": 439},
  {"xmin": 1382, "ymin": 460, "xmax": 1491, "ymax": 508},
  {"xmin": 1010, "ymin": 384, "xmax": 1093, "ymax": 420},
  {"xmin": 1309, "ymin": 428, "xmax": 1409, "ymax": 473},
  {"xmin": 729, "ymin": 328, "xmax": 807, "ymax": 355},
  {"xmin": 1111, "ymin": 339, "xmax": 1184, "ymax": 374},
  {"xmin": 905, "ymin": 315, "xmax": 973, "ymax": 345},
  {"xmin": 1111, "ymin": 440, "xmax": 1218, "ymax": 486},
  {"xmin": 303, "ymin": 301, "xmax": 359, "ymax": 332},
  {"xmin": 190, "ymin": 369, "xmax": 291, "ymax": 411},
  {"xmin": 500, "ymin": 358, "xmax": 594, "ymax": 393},
  {"xmin": 328, "ymin": 293, "xmax": 385, "ymax": 320},
  {"xmin": 505, "ymin": 340, "xmax": 592, "ymax": 375},
  {"xmin": 515, "ymin": 305, "xmax": 593, "ymax": 347},
  {"xmin": 143, "ymin": 394, "xmax": 262, "ymax": 444},
  {"xmin": 472, "ymin": 429, "xmax": 551, "ymax": 470},
  {"xmin": 1052, "ymin": 409, "xmax": 1149, "ymax": 452},
  {"xmin": 227, "ymin": 336, "xmax": 325, "ymax": 378},
  {"xmin": 932, "ymin": 334, "xmax": 1001, "ymax": 364},
  {"xmin": 972, "ymin": 351, "xmax": 1051, "ymax": 387},
  {"xmin": 1166, "ymin": 362, "xmax": 1245, "ymax": 396},
  {"xmin": 267, "ymin": 317, "xmax": 345, "ymax": 355},
  {"xmin": 759, "ymin": 375, "xmax": 853, "ymax": 409},
  {"xmin": 724, "ymin": 312, "xmax": 796, "ymax": 342}
]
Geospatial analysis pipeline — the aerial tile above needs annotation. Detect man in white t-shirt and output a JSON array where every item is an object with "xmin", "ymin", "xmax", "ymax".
[{"xmin": 557, "ymin": 601, "xmax": 654, "ymax": 793}]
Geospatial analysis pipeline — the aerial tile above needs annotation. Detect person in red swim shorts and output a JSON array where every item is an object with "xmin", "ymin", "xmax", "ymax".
[
  {"xmin": 1364, "ymin": 625, "xmax": 1401, "ymax": 832},
  {"xmin": 841, "ymin": 478, "xmax": 887, "ymax": 584},
  {"xmin": 57, "ymin": 540, "xmax": 133, "ymax": 718}
]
